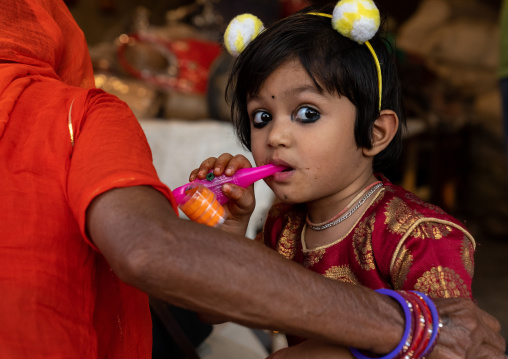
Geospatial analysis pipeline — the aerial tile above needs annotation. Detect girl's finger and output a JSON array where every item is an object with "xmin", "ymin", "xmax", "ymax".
[
  {"xmin": 222, "ymin": 184, "xmax": 255, "ymax": 214},
  {"xmin": 189, "ymin": 168, "xmax": 200, "ymax": 182},
  {"xmin": 213, "ymin": 153, "xmax": 235, "ymax": 176},
  {"xmin": 194, "ymin": 157, "xmax": 218, "ymax": 179},
  {"xmin": 224, "ymin": 154, "xmax": 252, "ymax": 176}
]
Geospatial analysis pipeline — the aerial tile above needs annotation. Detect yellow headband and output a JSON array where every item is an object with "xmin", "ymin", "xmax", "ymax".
[
  {"xmin": 308, "ymin": 5, "xmax": 382, "ymax": 111},
  {"xmin": 224, "ymin": 0, "xmax": 382, "ymax": 111}
]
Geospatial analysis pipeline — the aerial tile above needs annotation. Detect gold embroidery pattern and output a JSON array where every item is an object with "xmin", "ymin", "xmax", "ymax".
[
  {"xmin": 384, "ymin": 198, "xmax": 452, "ymax": 239},
  {"xmin": 414, "ymin": 266, "xmax": 470, "ymax": 298},
  {"xmin": 391, "ymin": 245, "xmax": 413, "ymax": 290},
  {"xmin": 384, "ymin": 185, "xmax": 396, "ymax": 194},
  {"xmin": 461, "ymin": 237, "xmax": 474, "ymax": 278},
  {"xmin": 276, "ymin": 214, "xmax": 302, "ymax": 260},
  {"xmin": 304, "ymin": 249, "xmax": 325, "ymax": 268},
  {"xmin": 352, "ymin": 216, "xmax": 376, "ymax": 270},
  {"xmin": 414, "ymin": 221, "xmax": 452, "ymax": 240},
  {"xmin": 385, "ymin": 198, "xmax": 418, "ymax": 234},
  {"xmin": 324, "ymin": 265, "xmax": 360, "ymax": 284},
  {"xmin": 371, "ymin": 188, "xmax": 386, "ymax": 206},
  {"xmin": 404, "ymin": 192, "xmax": 446, "ymax": 214}
]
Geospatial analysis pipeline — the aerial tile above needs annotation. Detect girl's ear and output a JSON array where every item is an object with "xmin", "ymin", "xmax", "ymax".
[{"xmin": 362, "ymin": 110, "xmax": 399, "ymax": 157}]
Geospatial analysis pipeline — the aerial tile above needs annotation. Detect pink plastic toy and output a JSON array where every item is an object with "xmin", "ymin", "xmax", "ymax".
[{"xmin": 172, "ymin": 164, "xmax": 288, "ymax": 205}]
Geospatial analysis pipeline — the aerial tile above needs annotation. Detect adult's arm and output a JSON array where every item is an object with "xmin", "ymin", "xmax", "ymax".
[{"xmin": 86, "ymin": 185, "xmax": 506, "ymax": 357}]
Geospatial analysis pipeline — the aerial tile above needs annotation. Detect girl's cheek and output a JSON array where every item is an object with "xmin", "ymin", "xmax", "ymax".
[{"xmin": 251, "ymin": 151, "xmax": 262, "ymax": 165}]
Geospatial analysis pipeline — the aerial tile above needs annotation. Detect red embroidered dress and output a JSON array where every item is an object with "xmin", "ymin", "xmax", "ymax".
[{"xmin": 257, "ymin": 176, "xmax": 475, "ymax": 344}]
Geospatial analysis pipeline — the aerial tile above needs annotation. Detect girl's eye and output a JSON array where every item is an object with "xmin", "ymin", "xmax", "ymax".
[
  {"xmin": 252, "ymin": 111, "xmax": 272, "ymax": 128},
  {"xmin": 292, "ymin": 106, "xmax": 320, "ymax": 123}
]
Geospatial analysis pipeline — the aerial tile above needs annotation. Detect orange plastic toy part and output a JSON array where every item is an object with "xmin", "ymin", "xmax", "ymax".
[{"xmin": 178, "ymin": 185, "xmax": 227, "ymax": 227}]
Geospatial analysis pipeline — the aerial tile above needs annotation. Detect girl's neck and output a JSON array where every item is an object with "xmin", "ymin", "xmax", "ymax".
[
  {"xmin": 302, "ymin": 174, "xmax": 383, "ymax": 250},
  {"xmin": 305, "ymin": 174, "xmax": 380, "ymax": 225}
]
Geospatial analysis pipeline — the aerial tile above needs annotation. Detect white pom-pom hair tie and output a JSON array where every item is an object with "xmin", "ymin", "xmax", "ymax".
[
  {"xmin": 331, "ymin": 0, "xmax": 380, "ymax": 44},
  {"xmin": 224, "ymin": 0, "xmax": 382, "ymax": 111},
  {"xmin": 224, "ymin": 14, "xmax": 264, "ymax": 57},
  {"xmin": 310, "ymin": 0, "xmax": 382, "ymax": 111}
]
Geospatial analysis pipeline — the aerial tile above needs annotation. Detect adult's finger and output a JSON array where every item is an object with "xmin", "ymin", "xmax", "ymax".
[
  {"xmin": 478, "ymin": 307, "xmax": 502, "ymax": 332},
  {"xmin": 431, "ymin": 298, "xmax": 506, "ymax": 358},
  {"xmin": 430, "ymin": 342, "xmax": 507, "ymax": 359},
  {"xmin": 480, "ymin": 320, "xmax": 506, "ymax": 353},
  {"xmin": 472, "ymin": 343, "xmax": 508, "ymax": 359},
  {"xmin": 443, "ymin": 299, "xmax": 505, "ymax": 352}
]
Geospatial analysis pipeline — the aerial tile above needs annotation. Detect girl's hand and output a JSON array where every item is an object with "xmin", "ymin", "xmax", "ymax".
[{"xmin": 189, "ymin": 153, "xmax": 255, "ymax": 235}]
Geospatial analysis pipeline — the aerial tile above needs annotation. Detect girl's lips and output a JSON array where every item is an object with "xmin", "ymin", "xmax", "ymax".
[{"xmin": 272, "ymin": 168, "xmax": 294, "ymax": 182}]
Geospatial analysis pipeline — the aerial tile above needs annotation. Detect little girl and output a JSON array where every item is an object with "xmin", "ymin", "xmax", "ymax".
[{"xmin": 190, "ymin": 1, "xmax": 476, "ymax": 357}]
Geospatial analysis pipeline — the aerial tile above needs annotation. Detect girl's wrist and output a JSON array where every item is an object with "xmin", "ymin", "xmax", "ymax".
[{"xmin": 220, "ymin": 217, "xmax": 251, "ymax": 237}]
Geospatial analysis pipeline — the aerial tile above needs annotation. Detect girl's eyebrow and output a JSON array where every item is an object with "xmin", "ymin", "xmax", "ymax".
[
  {"xmin": 284, "ymin": 85, "xmax": 321, "ymax": 97},
  {"xmin": 248, "ymin": 85, "xmax": 321, "ymax": 101}
]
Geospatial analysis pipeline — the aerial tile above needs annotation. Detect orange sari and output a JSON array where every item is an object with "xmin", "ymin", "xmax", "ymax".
[{"xmin": 0, "ymin": 1, "xmax": 177, "ymax": 357}]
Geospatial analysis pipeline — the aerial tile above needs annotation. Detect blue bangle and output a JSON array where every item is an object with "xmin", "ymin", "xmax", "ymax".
[
  {"xmin": 350, "ymin": 288, "xmax": 413, "ymax": 359},
  {"xmin": 411, "ymin": 291, "xmax": 440, "ymax": 357}
]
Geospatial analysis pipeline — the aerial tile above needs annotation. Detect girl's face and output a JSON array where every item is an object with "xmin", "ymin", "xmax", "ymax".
[{"xmin": 248, "ymin": 60, "xmax": 375, "ymax": 207}]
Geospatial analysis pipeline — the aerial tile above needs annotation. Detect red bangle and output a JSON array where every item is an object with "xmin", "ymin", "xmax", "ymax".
[
  {"xmin": 404, "ymin": 291, "xmax": 432, "ymax": 358},
  {"xmin": 398, "ymin": 291, "xmax": 425, "ymax": 358},
  {"xmin": 411, "ymin": 292, "xmax": 441, "ymax": 357}
]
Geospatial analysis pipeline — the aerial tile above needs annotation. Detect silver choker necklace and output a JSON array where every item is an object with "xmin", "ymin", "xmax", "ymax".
[{"xmin": 307, "ymin": 182, "xmax": 383, "ymax": 231}]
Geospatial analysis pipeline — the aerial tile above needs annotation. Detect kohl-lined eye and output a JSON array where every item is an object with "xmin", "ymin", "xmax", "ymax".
[
  {"xmin": 252, "ymin": 110, "xmax": 272, "ymax": 128},
  {"xmin": 292, "ymin": 106, "xmax": 320, "ymax": 123}
]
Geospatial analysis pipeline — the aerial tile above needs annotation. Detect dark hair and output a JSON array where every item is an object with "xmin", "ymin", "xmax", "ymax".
[{"xmin": 226, "ymin": 3, "xmax": 406, "ymax": 172}]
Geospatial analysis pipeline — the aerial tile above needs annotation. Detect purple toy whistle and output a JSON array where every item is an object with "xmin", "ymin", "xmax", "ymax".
[{"xmin": 172, "ymin": 164, "xmax": 288, "ymax": 205}]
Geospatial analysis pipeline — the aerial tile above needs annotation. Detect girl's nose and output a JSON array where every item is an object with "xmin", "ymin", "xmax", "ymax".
[{"xmin": 266, "ymin": 118, "xmax": 291, "ymax": 148}]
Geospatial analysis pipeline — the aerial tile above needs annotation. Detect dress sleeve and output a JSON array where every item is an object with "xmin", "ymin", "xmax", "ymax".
[
  {"xmin": 390, "ymin": 219, "xmax": 475, "ymax": 298},
  {"xmin": 257, "ymin": 202, "xmax": 294, "ymax": 249},
  {"xmin": 67, "ymin": 90, "xmax": 178, "ymax": 251},
  {"xmin": 256, "ymin": 204, "xmax": 279, "ymax": 248}
]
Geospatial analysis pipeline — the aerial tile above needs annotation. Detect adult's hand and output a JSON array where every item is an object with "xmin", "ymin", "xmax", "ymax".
[{"xmin": 430, "ymin": 297, "xmax": 506, "ymax": 359}]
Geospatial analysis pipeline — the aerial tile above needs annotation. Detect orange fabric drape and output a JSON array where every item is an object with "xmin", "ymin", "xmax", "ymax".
[
  {"xmin": 0, "ymin": 0, "xmax": 94, "ymax": 137},
  {"xmin": 0, "ymin": 1, "xmax": 177, "ymax": 357}
]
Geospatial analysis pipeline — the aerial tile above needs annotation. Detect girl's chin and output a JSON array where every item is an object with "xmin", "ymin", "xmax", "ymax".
[{"xmin": 272, "ymin": 190, "xmax": 300, "ymax": 204}]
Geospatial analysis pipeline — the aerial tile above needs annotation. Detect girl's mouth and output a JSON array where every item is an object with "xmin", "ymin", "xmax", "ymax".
[{"xmin": 272, "ymin": 167, "xmax": 294, "ymax": 182}]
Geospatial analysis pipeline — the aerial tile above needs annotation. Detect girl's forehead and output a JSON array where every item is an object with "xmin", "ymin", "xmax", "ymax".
[
  {"xmin": 248, "ymin": 60, "xmax": 337, "ymax": 102},
  {"xmin": 247, "ymin": 66, "xmax": 308, "ymax": 99},
  {"xmin": 252, "ymin": 60, "xmax": 313, "ymax": 89}
]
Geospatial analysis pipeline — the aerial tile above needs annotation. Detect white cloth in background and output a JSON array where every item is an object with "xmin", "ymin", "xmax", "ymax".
[
  {"xmin": 198, "ymin": 323, "xmax": 270, "ymax": 359},
  {"xmin": 139, "ymin": 119, "xmax": 275, "ymax": 239}
]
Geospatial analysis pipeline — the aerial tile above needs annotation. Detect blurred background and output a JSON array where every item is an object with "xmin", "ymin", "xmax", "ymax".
[{"xmin": 66, "ymin": 0, "xmax": 508, "ymax": 357}]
